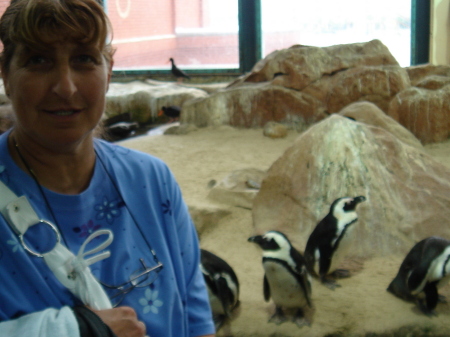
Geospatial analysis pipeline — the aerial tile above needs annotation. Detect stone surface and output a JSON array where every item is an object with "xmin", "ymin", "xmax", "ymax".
[
  {"xmin": 326, "ymin": 65, "xmax": 410, "ymax": 113},
  {"xmin": 405, "ymin": 63, "xmax": 450, "ymax": 86},
  {"xmin": 188, "ymin": 204, "xmax": 232, "ymax": 236},
  {"xmin": 338, "ymin": 101, "xmax": 423, "ymax": 149},
  {"xmin": 181, "ymin": 82, "xmax": 328, "ymax": 128},
  {"xmin": 229, "ymin": 39, "xmax": 399, "ymax": 90},
  {"xmin": 263, "ymin": 121, "xmax": 289, "ymax": 138},
  {"xmin": 388, "ymin": 86, "xmax": 450, "ymax": 144},
  {"xmin": 207, "ymin": 168, "xmax": 266, "ymax": 209},
  {"xmin": 252, "ymin": 115, "xmax": 450, "ymax": 258},
  {"xmin": 106, "ymin": 80, "xmax": 208, "ymax": 124}
]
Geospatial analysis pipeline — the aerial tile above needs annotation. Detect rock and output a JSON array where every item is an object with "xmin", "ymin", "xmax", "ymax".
[
  {"xmin": 415, "ymin": 75, "xmax": 450, "ymax": 90},
  {"xmin": 263, "ymin": 121, "xmax": 288, "ymax": 138},
  {"xmin": 106, "ymin": 81, "xmax": 208, "ymax": 124},
  {"xmin": 208, "ymin": 168, "xmax": 267, "ymax": 209},
  {"xmin": 338, "ymin": 101, "xmax": 423, "ymax": 149},
  {"xmin": 181, "ymin": 82, "xmax": 328, "ymax": 128},
  {"xmin": 188, "ymin": 204, "xmax": 232, "ymax": 236},
  {"xmin": 252, "ymin": 115, "xmax": 450, "ymax": 258},
  {"xmin": 388, "ymin": 86, "xmax": 450, "ymax": 144},
  {"xmin": 326, "ymin": 65, "xmax": 410, "ymax": 113},
  {"xmin": 405, "ymin": 63, "xmax": 450, "ymax": 86},
  {"xmin": 229, "ymin": 39, "xmax": 399, "ymax": 91}
]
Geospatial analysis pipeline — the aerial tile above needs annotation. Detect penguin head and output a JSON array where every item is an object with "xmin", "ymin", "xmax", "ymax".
[
  {"xmin": 248, "ymin": 230, "xmax": 292, "ymax": 253},
  {"xmin": 330, "ymin": 195, "xmax": 366, "ymax": 220}
]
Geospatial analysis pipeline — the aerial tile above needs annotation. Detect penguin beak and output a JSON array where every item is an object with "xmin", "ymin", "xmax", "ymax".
[
  {"xmin": 345, "ymin": 195, "xmax": 366, "ymax": 210},
  {"xmin": 248, "ymin": 235, "xmax": 264, "ymax": 246},
  {"xmin": 353, "ymin": 196, "xmax": 366, "ymax": 204}
]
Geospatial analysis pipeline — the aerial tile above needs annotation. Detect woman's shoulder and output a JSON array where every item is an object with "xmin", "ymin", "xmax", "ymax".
[{"xmin": 94, "ymin": 138, "xmax": 171, "ymax": 175}]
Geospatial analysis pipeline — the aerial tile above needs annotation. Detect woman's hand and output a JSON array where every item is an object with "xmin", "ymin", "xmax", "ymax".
[{"xmin": 91, "ymin": 306, "xmax": 147, "ymax": 337}]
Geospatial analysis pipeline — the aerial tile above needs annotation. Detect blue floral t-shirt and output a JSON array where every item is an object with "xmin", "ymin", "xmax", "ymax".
[{"xmin": 0, "ymin": 130, "xmax": 215, "ymax": 337}]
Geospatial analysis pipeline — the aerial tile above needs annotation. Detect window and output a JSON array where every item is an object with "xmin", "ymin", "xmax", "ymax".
[
  {"xmin": 107, "ymin": 0, "xmax": 239, "ymax": 72},
  {"xmin": 0, "ymin": 0, "xmax": 421, "ymax": 75},
  {"xmin": 261, "ymin": 0, "xmax": 411, "ymax": 67}
]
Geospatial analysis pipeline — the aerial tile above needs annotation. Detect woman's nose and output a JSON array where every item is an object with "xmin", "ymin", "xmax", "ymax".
[{"xmin": 52, "ymin": 65, "xmax": 77, "ymax": 98}]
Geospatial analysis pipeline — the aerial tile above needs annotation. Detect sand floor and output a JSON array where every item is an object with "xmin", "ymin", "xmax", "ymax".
[{"xmin": 120, "ymin": 125, "xmax": 450, "ymax": 337}]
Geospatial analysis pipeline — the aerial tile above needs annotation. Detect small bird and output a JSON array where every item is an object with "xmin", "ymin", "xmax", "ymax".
[
  {"xmin": 200, "ymin": 249, "xmax": 240, "ymax": 330},
  {"xmin": 248, "ymin": 230, "xmax": 312, "ymax": 328},
  {"xmin": 158, "ymin": 105, "xmax": 181, "ymax": 123},
  {"xmin": 169, "ymin": 58, "xmax": 190, "ymax": 82},
  {"xmin": 304, "ymin": 196, "xmax": 366, "ymax": 289},
  {"xmin": 387, "ymin": 236, "xmax": 450, "ymax": 316}
]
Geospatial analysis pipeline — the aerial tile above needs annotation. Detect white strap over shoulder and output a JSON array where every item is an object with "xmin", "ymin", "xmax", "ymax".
[{"xmin": 0, "ymin": 180, "xmax": 113, "ymax": 310}]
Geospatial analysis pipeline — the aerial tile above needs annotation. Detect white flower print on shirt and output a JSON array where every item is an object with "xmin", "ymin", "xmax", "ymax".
[{"xmin": 139, "ymin": 288, "xmax": 163, "ymax": 314}]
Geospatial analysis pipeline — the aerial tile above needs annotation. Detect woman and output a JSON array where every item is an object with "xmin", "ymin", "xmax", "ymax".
[{"xmin": 0, "ymin": 0, "xmax": 215, "ymax": 336}]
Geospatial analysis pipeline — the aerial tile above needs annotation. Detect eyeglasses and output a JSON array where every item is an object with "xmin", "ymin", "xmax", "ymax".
[{"xmin": 98, "ymin": 249, "xmax": 163, "ymax": 307}]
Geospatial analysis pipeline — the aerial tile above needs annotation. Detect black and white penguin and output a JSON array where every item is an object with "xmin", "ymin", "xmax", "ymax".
[
  {"xmin": 387, "ymin": 236, "xmax": 450, "ymax": 316},
  {"xmin": 200, "ymin": 249, "xmax": 240, "ymax": 330},
  {"xmin": 248, "ymin": 230, "xmax": 312, "ymax": 327},
  {"xmin": 304, "ymin": 195, "xmax": 366, "ymax": 289}
]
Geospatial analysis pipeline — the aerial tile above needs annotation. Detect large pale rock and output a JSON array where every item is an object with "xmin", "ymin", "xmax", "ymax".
[
  {"xmin": 252, "ymin": 115, "xmax": 450, "ymax": 258},
  {"xmin": 229, "ymin": 39, "xmax": 399, "ymax": 91},
  {"xmin": 338, "ymin": 101, "xmax": 423, "ymax": 149},
  {"xmin": 181, "ymin": 83, "xmax": 327, "ymax": 127},
  {"xmin": 388, "ymin": 86, "xmax": 450, "ymax": 144},
  {"xmin": 326, "ymin": 65, "xmax": 410, "ymax": 113},
  {"xmin": 106, "ymin": 81, "xmax": 208, "ymax": 124},
  {"xmin": 188, "ymin": 204, "xmax": 231, "ymax": 235}
]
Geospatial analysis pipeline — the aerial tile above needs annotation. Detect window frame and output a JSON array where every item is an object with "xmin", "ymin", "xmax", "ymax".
[{"xmin": 111, "ymin": 0, "xmax": 428, "ymax": 78}]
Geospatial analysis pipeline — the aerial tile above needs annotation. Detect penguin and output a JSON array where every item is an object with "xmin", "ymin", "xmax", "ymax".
[
  {"xmin": 169, "ymin": 58, "xmax": 190, "ymax": 82},
  {"xmin": 304, "ymin": 195, "xmax": 366, "ymax": 289},
  {"xmin": 248, "ymin": 230, "xmax": 312, "ymax": 328},
  {"xmin": 200, "ymin": 249, "xmax": 240, "ymax": 330},
  {"xmin": 387, "ymin": 236, "xmax": 450, "ymax": 316}
]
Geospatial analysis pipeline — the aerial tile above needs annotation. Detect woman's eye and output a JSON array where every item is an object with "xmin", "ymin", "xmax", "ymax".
[
  {"xmin": 75, "ymin": 54, "xmax": 97, "ymax": 65},
  {"xmin": 27, "ymin": 55, "xmax": 48, "ymax": 66}
]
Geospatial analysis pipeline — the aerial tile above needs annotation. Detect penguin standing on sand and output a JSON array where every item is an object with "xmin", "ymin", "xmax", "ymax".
[
  {"xmin": 304, "ymin": 196, "xmax": 366, "ymax": 289},
  {"xmin": 387, "ymin": 236, "xmax": 450, "ymax": 316},
  {"xmin": 200, "ymin": 249, "xmax": 240, "ymax": 330},
  {"xmin": 248, "ymin": 230, "xmax": 312, "ymax": 328}
]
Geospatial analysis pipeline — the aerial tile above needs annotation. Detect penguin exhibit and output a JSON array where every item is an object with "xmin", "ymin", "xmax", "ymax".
[{"xmin": 1, "ymin": 39, "xmax": 450, "ymax": 336}]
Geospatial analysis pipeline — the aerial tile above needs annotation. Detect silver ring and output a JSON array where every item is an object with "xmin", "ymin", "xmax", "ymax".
[{"xmin": 19, "ymin": 220, "xmax": 61, "ymax": 257}]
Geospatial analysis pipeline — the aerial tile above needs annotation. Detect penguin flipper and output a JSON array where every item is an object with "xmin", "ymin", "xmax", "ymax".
[
  {"xmin": 298, "ymin": 266, "xmax": 313, "ymax": 308},
  {"xmin": 264, "ymin": 274, "xmax": 271, "ymax": 302},
  {"xmin": 215, "ymin": 277, "xmax": 233, "ymax": 317},
  {"xmin": 291, "ymin": 249, "xmax": 313, "ymax": 307},
  {"xmin": 318, "ymin": 244, "xmax": 334, "ymax": 278}
]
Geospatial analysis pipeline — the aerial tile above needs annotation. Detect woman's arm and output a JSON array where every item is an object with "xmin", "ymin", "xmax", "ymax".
[{"xmin": 0, "ymin": 307, "xmax": 79, "ymax": 337}]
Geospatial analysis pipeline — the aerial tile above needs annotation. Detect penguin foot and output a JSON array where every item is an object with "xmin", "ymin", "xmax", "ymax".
[
  {"xmin": 321, "ymin": 277, "xmax": 341, "ymax": 290},
  {"xmin": 213, "ymin": 315, "xmax": 226, "ymax": 331},
  {"xmin": 417, "ymin": 300, "xmax": 438, "ymax": 317},
  {"xmin": 331, "ymin": 269, "xmax": 351, "ymax": 279},
  {"xmin": 292, "ymin": 309, "xmax": 311, "ymax": 328},
  {"xmin": 268, "ymin": 307, "xmax": 287, "ymax": 325}
]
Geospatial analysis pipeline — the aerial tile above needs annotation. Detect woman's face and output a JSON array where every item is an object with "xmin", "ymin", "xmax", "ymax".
[{"xmin": 2, "ymin": 41, "xmax": 113, "ymax": 150}]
